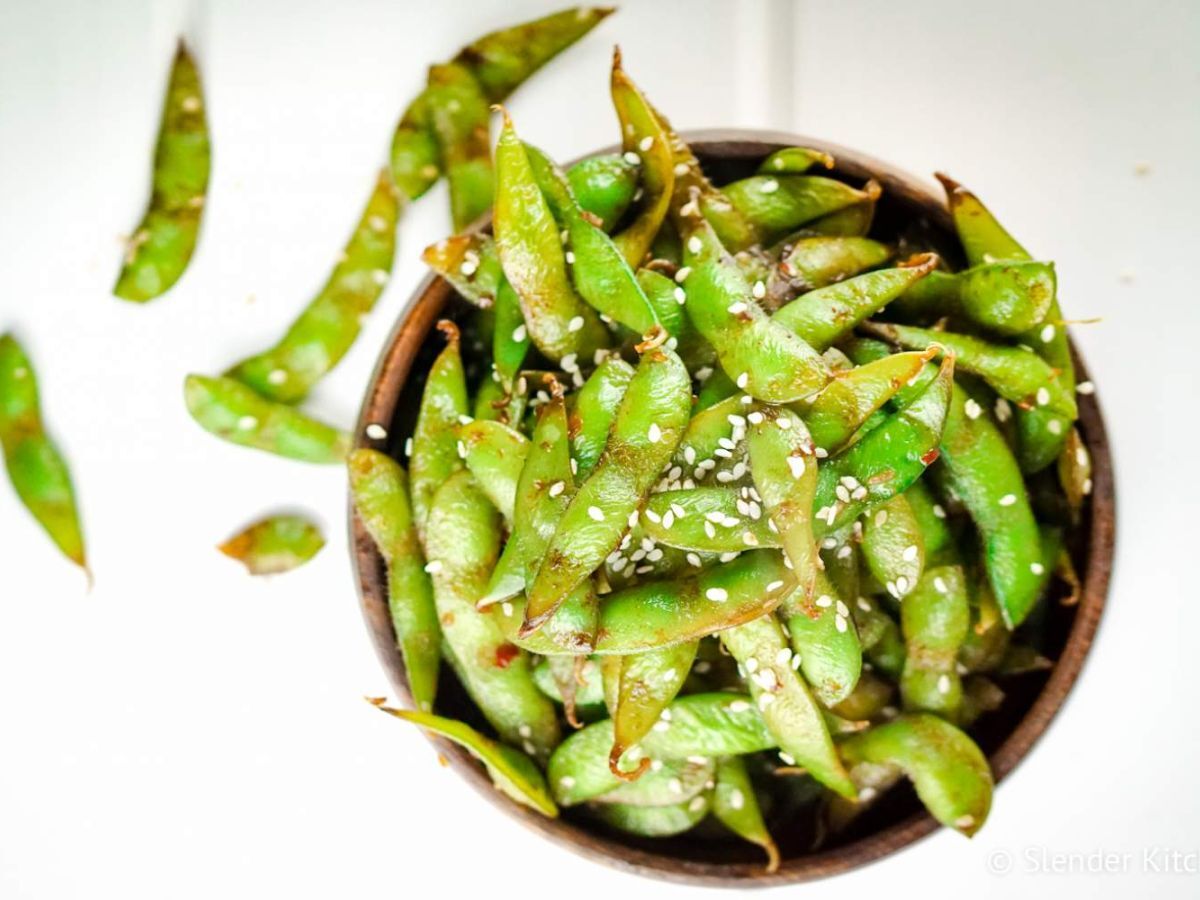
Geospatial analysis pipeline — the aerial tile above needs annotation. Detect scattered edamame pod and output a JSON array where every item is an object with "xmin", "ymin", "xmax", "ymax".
[
  {"xmin": 218, "ymin": 514, "xmax": 324, "ymax": 575},
  {"xmin": 115, "ymin": 41, "xmax": 209, "ymax": 302}
]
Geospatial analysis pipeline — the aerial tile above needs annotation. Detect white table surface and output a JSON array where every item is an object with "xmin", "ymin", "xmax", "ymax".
[{"xmin": 1, "ymin": 1, "xmax": 1197, "ymax": 896}]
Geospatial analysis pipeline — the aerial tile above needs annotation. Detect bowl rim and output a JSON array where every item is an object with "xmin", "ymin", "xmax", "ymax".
[{"xmin": 348, "ymin": 128, "xmax": 1115, "ymax": 887}]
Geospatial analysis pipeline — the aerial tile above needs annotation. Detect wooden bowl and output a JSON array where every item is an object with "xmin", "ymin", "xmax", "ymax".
[{"xmin": 349, "ymin": 131, "xmax": 1115, "ymax": 886}]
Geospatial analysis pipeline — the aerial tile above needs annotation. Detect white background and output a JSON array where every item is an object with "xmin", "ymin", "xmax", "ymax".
[{"xmin": 1, "ymin": 0, "xmax": 1197, "ymax": 896}]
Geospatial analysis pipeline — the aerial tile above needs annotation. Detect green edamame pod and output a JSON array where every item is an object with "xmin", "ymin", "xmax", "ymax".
[
  {"xmin": 812, "ymin": 355, "xmax": 953, "ymax": 535},
  {"xmin": 597, "ymin": 753, "xmax": 714, "ymax": 804},
  {"xmin": 900, "ymin": 566, "xmax": 970, "ymax": 717},
  {"xmin": 567, "ymin": 153, "xmax": 640, "ymax": 232},
  {"xmin": 892, "ymin": 261, "xmax": 1056, "ymax": 336},
  {"xmin": 459, "ymin": 418, "xmax": 528, "ymax": 525},
  {"xmin": 852, "ymin": 595, "xmax": 905, "ymax": 679},
  {"xmin": 904, "ymin": 480, "xmax": 959, "ymax": 566},
  {"xmin": 593, "ymin": 795, "xmax": 710, "ymax": 836},
  {"xmin": 0, "ymin": 334, "xmax": 87, "ymax": 572},
  {"xmin": 349, "ymin": 450, "xmax": 441, "ymax": 712},
  {"xmin": 772, "ymin": 254, "xmax": 939, "ymax": 352},
  {"xmin": 228, "ymin": 171, "xmax": 400, "ymax": 402},
  {"xmin": 548, "ymin": 692, "xmax": 776, "ymax": 805},
  {"xmin": 771, "ymin": 235, "xmax": 892, "ymax": 296},
  {"xmin": 524, "ymin": 338, "xmax": 690, "ymax": 632},
  {"xmin": 525, "ymin": 143, "xmax": 661, "ymax": 334},
  {"xmin": 711, "ymin": 757, "xmax": 780, "ymax": 873},
  {"xmin": 423, "ymin": 233, "xmax": 504, "ymax": 309},
  {"xmin": 720, "ymin": 614, "xmax": 856, "ymax": 798},
  {"xmin": 934, "ymin": 383, "xmax": 1044, "ymax": 628},
  {"xmin": 373, "ymin": 703, "xmax": 557, "ymax": 817},
  {"xmin": 390, "ymin": 94, "xmax": 440, "ymax": 201},
  {"xmin": 506, "ymin": 551, "xmax": 793, "ymax": 656},
  {"xmin": 425, "ymin": 470, "xmax": 559, "ymax": 760},
  {"xmin": 861, "ymin": 494, "xmax": 925, "ymax": 600},
  {"xmin": 1058, "ymin": 426, "xmax": 1093, "ymax": 514},
  {"xmin": 184, "ymin": 374, "xmax": 350, "ymax": 464},
  {"xmin": 115, "ymin": 41, "xmax": 209, "ymax": 302},
  {"xmin": 746, "ymin": 404, "xmax": 820, "ymax": 600},
  {"xmin": 758, "ymin": 147, "xmax": 834, "ymax": 175},
  {"xmin": 641, "ymin": 488, "xmax": 779, "ymax": 553},
  {"xmin": 831, "ymin": 670, "xmax": 895, "ymax": 722},
  {"xmin": 453, "ymin": 6, "xmax": 614, "ymax": 103},
  {"xmin": 636, "ymin": 269, "xmax": 706, "ymax": 368},
  {"xmin": 218, "ymin": 514, "xmax": 324, "ymax": 575},
  {"xmin": 408, "ymin": 322, "xmax": 469, "ymax": 537},
  {"xmin": 839, "ymin": 713, "xmax": 992, "ymax": 836},
  {"xmin": 493, "ymin": 110, "xmax": 609, "ymax": 363},
  {"xmin": 780, "ymin": 570, "xmax": 863, "ymax": 708},
  {"xmin": 610, "ymin": 49, "xmax": 675, "ymax": 268},
  {"xmin": 426, "ymin": 63, "xmax": 493, "ymax": 231},
  {"xmin": 569, "ymin": 355, "xmax": 635, "ymax": 480},
  {"xmin": 676, "ymin": 200, "xmax": 830, "ymax": 403},
  {"xmin": 606, "ymin": 641, "xmax": 698, "ymax": 778},
  {"xmin": 798, "ymin": 348, "xmax": 936, "ymax": 454},
  {"xmin": 723, "ymin": 174, "xmax": 873, "ymax": 246}
]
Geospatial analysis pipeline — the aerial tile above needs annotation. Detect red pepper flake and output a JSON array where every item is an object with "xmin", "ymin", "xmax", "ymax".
[
  {"xmin": 920, "ymin": 448, "xmax": 941, "ymax": 466},
  {"xmin": 494, "ymin": 643, "xmax": 520, "ymax": 669}
]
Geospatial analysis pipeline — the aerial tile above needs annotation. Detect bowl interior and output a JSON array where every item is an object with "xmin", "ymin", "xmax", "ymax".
[{"xmin": 350, "ymin": 132, "xmax": 1114, "ymax": 885}]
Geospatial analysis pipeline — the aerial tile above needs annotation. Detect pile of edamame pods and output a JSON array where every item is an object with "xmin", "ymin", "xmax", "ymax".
[{"xmin": 355, "ymin": 47, "xmax": 1094, "ymax": 865}]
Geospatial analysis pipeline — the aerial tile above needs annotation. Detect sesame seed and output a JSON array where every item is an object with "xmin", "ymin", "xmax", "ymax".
[
  {"xmin": 267, "ymin": 368, "xmax": 288, "ymax": 385},
  {"xmin": 932, "ymin": 504, "xmax": 946, "ymax": 519},
  {"xmin": 934, "ymin": 576, "xmax": 948, "ymax": 593},
  {"xmin": 648, "ymin": 423, "xmax": 662, "ymax": 443},
  {"xmin": 404, "ymin": 437, "xmax": 413, "ymax": 457},
  {"xmin": 836, "ymin": 545, "xmax": 852, "ymax": 560},
  {"xmin": 460, "ymin": 260, "xmax": 478, "ymax": 277},
  {"xmin": 181, "ymin": 95, "xmax": 201, "ymax": 113},
  {"xmin": 858, "ymin": 787, "xmax": 878, "ymax": 802},
  {"xmin": 1031, "ymin": 562, "xmax": 1045, "ymax": 575},
  {"xmin": 1041, "ymin": 324, "xmax": 1056, "ymax": 343},
  {"xmin": 955, "ymin": 814, "xmax": 975, "ymax": 830},
  {"xmin": 668, "ymin": 778, "xmax": 683, "ymax": 794},
  {"xmin": 766, "ymin": 580, "xmax": 785, "ymax": 593},
  {"xmin": 727, "ymin": 788, "xmax": 745, "ymax": 810},
  {"xmin": 365, "ymin": 423, "xmax": 388, "ymax": 440},
  {"xmin": 1077, "ymin": 381, "xmax": 1095, "ymax": 395},
  {"xmin": 1048, "ymin": 419, "xmax": 1063, "ymax": 435},
  {"xmin": 236, "ymin": 415, "xmax": 258, "ymax": 431},
  {"xmin": 816, "ymin": 595, "xmax": 833, "ymax": 608},
  {"xmin": 964, "ymin": 398, "xmax": 983, "ymax": 420},
  {"xmin": 776, "ymin": 417, "xmax": 792, "ymax": 429},
  {"xmin": 644, "ymin": 508, "xmax": 661, "ymax": 524},
  {"xmin": 623, "ymin": 151, "xmax": 640, "ymax": 165},
  {"xmin": 687, "ymin": 552, "xmax": 702, "ymax": 567},
  {"xmin": 747, "ymin": 411, "xmax": 765, "ymax": 425},
  {"xmin": 564, "ymin": 251, "xmax": 576, "ymax": 265},
  {"xmin": 759, "ymin": 179, "xmax": 780, "ymax": 194},
  {"xmin": 895, "ymin": 575, "xmax": 909, "ymax": 594},
  {"xmin": 778, "ymin": 751, "xmax": 796, "ymax": 765},
  {"xmin": 501, "ymin": 602, "xmax": 513, "ymax": 617},
  {"xmin": 752, "ymin": 281, "xmax": 766, "ymax": 299},
  {"xmin": 836, "ymin": 600, "xmax": 850, "ymax": 617},
  {"xmin": 835, "ymin": 614, "xmax": 848, "ymax": 633},
  {"xmin": 548, "ymin": 481, "xmax": 566, "ymax": 498},
  {"xmin": 675, "ymin": 163, "xmax": 691, "ymax": 177},
  {"xmin": 687, "ymin": 236, "xmax": 703, "ymax": 254},
  {"xmin": 560, "ymin": 775, "xmax": 576, "ymax": 790},
  {"xmin": 456, "ymin": 440, "xmax": 467, "ymax": 459},
  {"xmin": 567, "ymin": 316, "xmax": 584, "ymax": 333},
  {"xmin": 743, "ymin": 531, "xmax": 758, "ymax": 546},
  {"xmin": 1082, "ymin": 478, "xmax": 1093, "ymax": 495},
  {"xmin": 661, "ymin": 510, "xmax": 675, "ymax": 530},
  {"xmin": 670, "ymin": 503, "xmax": 686, "ymax": 518},
  {"xmin": 775, "ymin": 647, "xmax": 792, "ymax": 666},
  {"xmin": 511, "ymin": 324, "xmax": 527, "ymax": 342},
  {"xmin": 736, "ymin": 372, "xmax": 749, "ymax": 389},
  {"xmin": 706, "ymin": 587, "xmax": 728, "ymax": 602},
  {"xmin": 786, "ymin": 455, "xmax": 806, "ymax": 478},
  {"xmin": 587, "ymin": 506, "xmax": 605, "ymax": 522},
  {"xmin": 857, "ymin": 597, "xmax": 872, "ymax": 612},
  {"xmin": 728, "ymin": 700, "xmax": 750, "ymax": 713},
  {"xmin": 638, "ymin": 136, "xmax": 654, "ymax": 152},
  {"xmin": 720, "ymin": 552, "xmax": 740, "ymax": 563},
  {"xmin": 704, "ymin": 521, "xmax": 717, "ymax": 538},
  {"xmin": 628, "ymin": 510, "xmax": 639, "ymax": 528},
  {"xmin": 1036, "ymin": 387, "xmax": 1051, "ymax": 406},
  {"xmin": 999, "ymin": 493, "xmax": 1017, "ymax": 507},
  {"xmin": 937, "ymin": 674, "xmax": 951, "ymax": 695},
  {"xmin": 570, "ymin": 458, "xmax": 579, "ymax": 475},
  {"xmin": 902, "ymin": 545, "xmax": 919, "ymax": 562},
  {"xmin": 727, "ymin": 301, "xmax": 748, "ymax": 315},
  {"xmin": 675, "ymin": 267, "xmax": 692, "ymax": 283},
  {"xmin": 423, "ymin": 560, "xmax": 443, "ymax": 574},
  {"xmin": 371, "ymin": 269, "xmax": 389, "ymax": 286},
  {"xmin": 814, "ymin": 447, "xmax": 828, "ymax": 458},
  {"xmin": 757, "ymin": 693, "xmax": 775, "ymax": 710},
  {"xmin": 994, "ymin": 397, "xmax": 1012, "ymax": 422},
  {"xmin": 836, "ymin": 485, "xmax": 851, "ymax": 503},
  {"xmin": 689, "ymin": 796, "xmax": 706, "ymax": 813},
  {"xmin": 652, "ymin": 720, "xmax": 670, "ymax": 733}
]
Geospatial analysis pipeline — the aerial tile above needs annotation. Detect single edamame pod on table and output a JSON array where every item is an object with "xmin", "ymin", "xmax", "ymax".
[
  {"xmin": 218, "ymin": 514, "xmax": 324, "ymax": 575},
  {"xmin": 349, "ymin": 449, "xmax": 441, "ymax": 712},
  {"xmin": 0, "ymin": 334, "xmax": 87, "ymax": 573},
  {"xmin": 183, "ymin": 374, "xmax": 351, "ymax": 464},
  {"xmin": 115, "ymin": 41, "xmax": 209, "ymax": 302}
]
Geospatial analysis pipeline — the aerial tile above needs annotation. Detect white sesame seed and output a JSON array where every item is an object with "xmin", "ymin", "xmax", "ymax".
[
  {"xmin": 736, "ymin": 372, "xmax": 749, "ymax": 389},
  {"xmin": 365, "ymin": 423, "xmax": 388, "ymax": 440},
  {"xmin": 674, "ymin": 267, "xmax": 692, "ymax": 283},
  {"xmin": 567, "ymin": 316, "xmax": 584, "ymax": 333},
  {"xmin": 895, "ymin": 575, "xmax": 909, "ymax": 595},
  {"xmin": 687, "ymin": 236, "xmax": 703, "ymax": 254},
  {"xmin": 623, "ymin": 150, "xmax": 640, "ymax": 165},
  {"xmin": 937, "ymin": 674, "xmax": 951, "ymax": 695},
  {"xmin": 786, "ymin": 455, "xmax": 806, "ymax": 478},
  {"xmin": 236, "ymin": 415, "xmax": 258, "ymax": 431},
  {"xmin": 675, "ymin": 163, "xmax": 692, "ymax": 177},
  {"xmin": 706, "ymin": 587, "xmax": 728, "ymax": 602},
  {"xmin": 835, "ymin": 614, "xmax": 848, "ymax": 633},
  {"xmin": 181, "ymin": 95, "xmax": 201, "ymax": 113},
  {"xmin": 1082, "ymin": 478, "xmax": 1093, "ymax": 495},
  {"xmin": 570, "ymin": 458, "xmax": 578, "ymax": 474},
  {"xmin": 456, "ymin": 440, "xmax": 467, "ymax": 459},
  {"xmin": 267, "ymin": 368, "xmax": 288, "ymax": 386},
  {"xmin": 511, "ymin": 324, "xmax": 527, "ymax": 342},
  {"xmin": 727, "ymin": 301, "xmax": 748, "ymax": 316},
  {"xmin": 836, "ymin": 485, "xmax": 851, "ymax": 503},
  {"xmin": 559, "ymin": 775, "xmax": 576, "ymax": 790},
  {"xmin": 674, "ymin": 286, "xmax": 687, "ymax": 305},
  {"xmin": 564, "ymin": 251, "xmax": 576, "ymax": 265},
  {"xmin": 759, "ymin": 179, "xmax": 780, "ymax": 194},
  {"xmin": 423, "ymin": 560, "xmax": 443, "ymax": 574},
  {"xmin": 999, "ymin": 493, "xmax": 1017, "ymax": 507},
  {"xmin": 1077, "ymin": 380, "xmax": 1095, "ymax": 395},
  {"xmin": 652, "ymin": 720, "xmax": 670, "ymax": 733},
  {"xmin": 371, "ymin": 269, "xmax": 389, "ymax": 286},
  {"xmin": 994, "ymin": 397, "xmax": 1012, "ymax": 422},
  {"xmin": 778, "ymin": 751, "xmax": 796, "ymax": 765},
  {"xmin": 548, "ymin": 481, "xmax": 566, "ymax": 498},
  {"xmin": 638, "ymin": 135, "xmax": 654, "ymax": 152},
  {"xmin": 934, "ymin": 576, "xmax": 948, "ymax": 593},
  {"xmin": 932, "ymin": 504, "xmax": 946, "ymax": 519},
  {"xmin": 648, "ymin": 423, "xmax": 663, "ymax": 444},
  {"xmin": 1036, "ymin": 386, "xmax": 1051, "ymax": 406},
  {"xmin": 668, "ymin": 777, "xmax": 683, "ymax": 794},
  {"xmin": 720, "ymin": 551, "xmax": 740, "ymax": 563},
  {"xmin": 814, "ymin": 447, "xmax": 828, "ymax": 458},
  {"xmin": 704, "ymin": 521, "xmax": 717, "ymax": 538},
  {"xmin": 857, "ymin": 597, "xmax": 872, "ymax": 612},
  {"xmin": 816, "ymin": 594, "xmax": 833, "ymax": 608},
  {"xmin": 404, "ymin": 437, "xmax": 413, "ymax": 457},
  {"xmin": 747, "ymin": 411, "xmax": 765, "ymax": 425},
  {"xmin": 587, "ymin": 506, "xmax": 605, "ymax": 522},
  {"xmin": 728, "ymin": 700, "xmax": 750, "ymax": 713},
  {"xmin": 964, "ymin": 398, "xmax": 983, "ymax": 420},
  {"xmin": 1031, "ymin": 562, "xmax": 1045, "ymax": 575},
  {"xmin": 776, "ymin": 416, "xmax": 792, "ymax": 429},
  {"xmin": 757, "ymin": 693, "xmax": 775, "ymax": 710},
  {"xmin": 644, "ymin": 508, "xmax": 661, "ymax": 524},
  {"xmin": 902, "ymin": 545, "xmax": 919, "ymax": 562},
  {"xmin": 1041, "ymin": 324, "xmax": 1056, "ymax": 343},
  {"xmin": 686, "ymin": 553, "xmax": 702, "ymax": 567}
]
